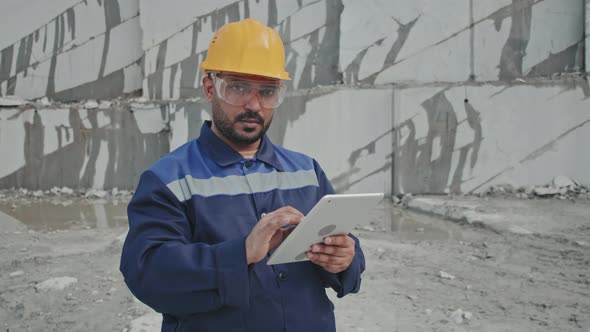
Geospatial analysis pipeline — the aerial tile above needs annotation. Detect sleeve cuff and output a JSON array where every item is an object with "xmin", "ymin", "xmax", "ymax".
[
  {"xmin": 317, "ymin": 255, "xmax": 362, "ymax": 298},
  {"xmin": 336, "ymin": 258, "xmax": 361, "ymax": 297},
  {"xmin": 215, "ymin": 237, "xmax": 250, "ymax": 309}
]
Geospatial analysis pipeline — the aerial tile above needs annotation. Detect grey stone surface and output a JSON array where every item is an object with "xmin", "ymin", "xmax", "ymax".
[
  {"xmin": 35, "ymin": 276, "xmax": 78, "ymax": 291},
  {"xmin": 405, "ymin": 195, "xmax": 590, "ymax": 239}
]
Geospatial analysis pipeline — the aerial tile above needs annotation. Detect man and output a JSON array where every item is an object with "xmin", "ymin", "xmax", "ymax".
[{"xmin": 120, "ymin": 18, "xmax": 365, "ymax": 331}]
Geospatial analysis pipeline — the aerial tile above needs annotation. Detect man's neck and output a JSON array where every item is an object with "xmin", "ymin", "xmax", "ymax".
[
  {"xmin": 228, "ymin": 141, "xmax": 260, "ymax": 159},
  {"xmin": 240, "ymin": 147, "xmax": 258, "ymax": 159}
]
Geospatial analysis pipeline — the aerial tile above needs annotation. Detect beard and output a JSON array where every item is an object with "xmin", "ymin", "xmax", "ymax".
[{"xmin": 211, "ymin": 97, "xmax": 273, "ymax": 146}]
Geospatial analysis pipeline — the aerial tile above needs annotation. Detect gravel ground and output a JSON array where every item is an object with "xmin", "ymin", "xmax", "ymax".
[{"xmin": 0, "ymin": 195, "xmax": 588, "ymax": 331}]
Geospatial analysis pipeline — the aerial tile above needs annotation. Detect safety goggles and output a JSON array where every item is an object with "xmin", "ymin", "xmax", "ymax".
[{"xmin": 211, "ymin": 74, "xmax": 286, "ymax": 109}]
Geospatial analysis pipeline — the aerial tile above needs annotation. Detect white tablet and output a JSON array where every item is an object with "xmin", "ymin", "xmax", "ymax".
[{"xmin": 267, "ymin": 193, "xmax": 384, "ymax": 265}]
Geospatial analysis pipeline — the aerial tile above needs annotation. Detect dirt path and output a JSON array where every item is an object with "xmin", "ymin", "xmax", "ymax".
[
  {"xmin": 335, "ymin": 205, "xmax": 590, "ymax": 331},
  {"xmin": 0, "ymin": 197, "xmax": 588, "ymax": 331}
]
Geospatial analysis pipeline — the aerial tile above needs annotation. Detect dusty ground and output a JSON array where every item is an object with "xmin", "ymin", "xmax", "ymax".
[{"xmin": 0, "ymin": 194, "xmax": 589, "ymax": 331}]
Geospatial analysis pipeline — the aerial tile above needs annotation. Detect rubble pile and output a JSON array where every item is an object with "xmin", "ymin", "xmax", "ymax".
[
  {"xmin": 0, "ymin": 95, "xmax": 146, "ymax": 112},
  {"xmin": 392, "ymin": 176, "xmax": 589, "ymax": 207},
  {"xmin": 481, "ymin": 176, "xmax": 589, "ymax": 200},
  {"xmin": 0, "ymin": 187, "xmax": 134, "ymax": 203}
]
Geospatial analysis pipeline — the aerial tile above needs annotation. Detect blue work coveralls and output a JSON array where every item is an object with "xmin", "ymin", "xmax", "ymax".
[{"xmin": 120, "ymin": 121, "xmax": 365, "ymax": 331}]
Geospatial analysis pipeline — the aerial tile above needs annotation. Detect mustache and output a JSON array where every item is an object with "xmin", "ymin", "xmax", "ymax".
[{"xmin": 235, "ymin": 111, "xmax": 263, "ymax": 123}]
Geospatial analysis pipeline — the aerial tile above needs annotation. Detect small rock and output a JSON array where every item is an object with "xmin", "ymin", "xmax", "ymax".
[
  {"xmin": 91, "ymin": 290, "xmax": 99, "ymax": 296},
  {"xmin": 416, "ymin": 228, "xmax": 425, "ymax": 232},
  {"xmin": 122, "ymin": 328, "xmax": 129, "ymax": 332},
  {"xmin": 498, "ymin": 183, "xmax": 514, "ymax": 193},
  {"xmin": 60, "ymin": 187, "xmax": 74, "ymax": 195},
  {"xmin": 376, "ymin": 247, "xmax": 385, "ymax": 254},
  {"xmin": 450, "ymin": 309, "xmax": 464, "ymax": 324},
  {"xmin": 107, "ymin": 287, "xmax": 117, "ymax": 295},
  {"xmin": 66, "ymin": 293, "xmax": 75, "ymax": 300},
  {"xmin": 361, "ymin": 225, "xmax": 375, "ymax": 232},
  {"xmin": 552, "ymin": 176, "xmax": 578, "ymax": 189},
  {"xmin": 439, "ymin": 271, "xmax": 456, "ymax": 280},
  {"xmin": 95, "ymin": 299, "xmax": 104, "ymax": 304},
  {"xmin": 393, "ymin": 196, "xmax": 401, "ymax": 204},
  {"xmin": 9, "ymin": 270, "xmax": 24, "ymax": 277},
  {"xmin": 131, "ymin": 97, "xmax": 148, "ymax": 103},
  {"xmin": 98, "ymin": 101, "xmax": 112, "ymax": 109},
  {"xmin": 400, "ymin": 194, "xmax": 413, "ymax": 206},
  {"xmin": 463, "ymin": 311, "xmax": 473, "ymax": 320},
  {"xmin": 425, "ymin": 308, "xmax": 433, "ymax": 315},
  {"xmin": 0, "ymin": 96, "xmax": 30, "ymax": 107},
  {"xmin": 533, "ymin": 187, "xmax": 560, "ymax": 196},
  {"xmin": 35, "ymin": 277, "xmax": 78, "ymax": 291},
  {"xmin": 84, "ymin": 100, "xmax": 99, "ymax": 109},
  {"xmin": 575, "ymin": 241, "xmax": 588, "ymax": 247},
  {"xmin": 32, "ymin": 190, "xmax": 44, "ymax": 197},
  {"xmin": 85, "ymin": 189, "xmax": 107, "ymax": 198},
  {"xmin": 116, "ymin": 190, "xmax": 131, "ymax": 197},
  {"xmin": 50, "ymin": 187, "xmax": 62, "ymax": 195},
  {"xmin": 37, "ymin": 97, "xmax": 51, "ymax": 106}
]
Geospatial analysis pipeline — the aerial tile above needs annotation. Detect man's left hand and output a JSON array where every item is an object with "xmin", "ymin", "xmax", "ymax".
[{"xmin": 306, "ymin": 234, "xmax": 355, "ymax": 273}]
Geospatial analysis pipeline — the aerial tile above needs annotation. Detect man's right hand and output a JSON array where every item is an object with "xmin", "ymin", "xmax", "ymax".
[{"xmin": 245, "ymin": 206, "xmax": 303, "ymax": 265}]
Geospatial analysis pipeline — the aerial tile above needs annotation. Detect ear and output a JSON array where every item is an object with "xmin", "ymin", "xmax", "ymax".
[{"xmin": 202, "ymin": 76, "xmax": 214, "ymax": 102}]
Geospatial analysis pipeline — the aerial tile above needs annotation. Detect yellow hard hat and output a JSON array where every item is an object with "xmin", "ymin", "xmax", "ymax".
[{"xmin": 200, "ymin": 18, "xmax": 290, "ymax": 80}]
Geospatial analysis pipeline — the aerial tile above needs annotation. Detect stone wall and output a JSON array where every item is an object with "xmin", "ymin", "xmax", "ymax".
[
  {"xmin": 0, "ymin": 0, "xmax": 143, "ymax": 101},
  {"xmin": 0, "ymin": 0, "xmax": 588, "ymax": 194}
]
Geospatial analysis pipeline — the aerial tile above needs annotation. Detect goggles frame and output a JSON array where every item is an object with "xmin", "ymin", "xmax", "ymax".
[{"xmin": 209, "ymin": 73, "xmax": 286, "ymax": 109}]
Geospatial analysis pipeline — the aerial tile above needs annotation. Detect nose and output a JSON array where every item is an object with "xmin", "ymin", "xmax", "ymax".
[{"xmin": 244, "ymin": 91, "xmax": 263, "ymax": 112}]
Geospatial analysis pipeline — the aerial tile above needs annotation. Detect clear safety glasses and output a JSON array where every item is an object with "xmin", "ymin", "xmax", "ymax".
[{"xmin": 212, "ymin": 74, "xmax": 286, "ymax": 109}]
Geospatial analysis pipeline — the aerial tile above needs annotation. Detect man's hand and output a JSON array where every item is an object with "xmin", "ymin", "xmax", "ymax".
[
  {"xmin": 245, "ymin": 206, "xmax": 303, "ymax": 265},
  {"xmin": 306, "ymin": 234, "xmax": 355, "ymax": 273}
]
